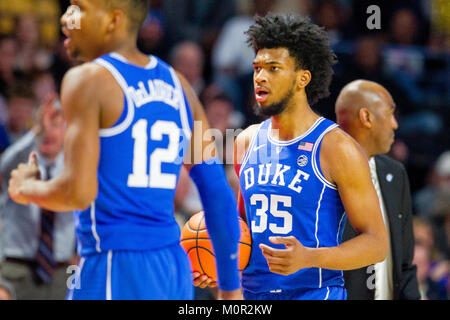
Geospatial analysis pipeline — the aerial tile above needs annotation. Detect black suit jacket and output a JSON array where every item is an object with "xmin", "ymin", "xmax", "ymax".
[{"xmin": 343, "ymin": 155, "xmax": 420, "ymax": 300}]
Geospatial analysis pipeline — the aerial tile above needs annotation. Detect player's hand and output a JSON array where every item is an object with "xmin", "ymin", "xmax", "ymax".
[
  {"xmin": 8, "ymin": 152, "xmax": 41, "ymax": 205},
  {"xmin": 218, "ymin": 289, "xmax": 243, "ymax": 300},
  {"xmin": 192, "ymin": 272, "xmax": 217, "ymax": 288},
  {"xmin": 259, "ymin": 236, "xmax": 312, "ymax": 275}
]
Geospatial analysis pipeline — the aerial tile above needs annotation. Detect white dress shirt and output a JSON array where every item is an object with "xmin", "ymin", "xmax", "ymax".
[
  {"xmin": 0, "ymin": 131, "xmax": 75, "ymax": 262},
  {"xmin": 369, "ymin": 157, "xmax": 394, "ymax": 300}
]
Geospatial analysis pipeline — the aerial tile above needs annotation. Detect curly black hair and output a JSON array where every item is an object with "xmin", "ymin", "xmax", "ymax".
[{"xmin": 246, "ymin": 14, "xmax": 337, "ymax": 106}]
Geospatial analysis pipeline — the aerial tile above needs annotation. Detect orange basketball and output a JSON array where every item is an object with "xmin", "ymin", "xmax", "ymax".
[{"xmin": 180, "ymin": 211, "xmax": 252, "ymax": 283}]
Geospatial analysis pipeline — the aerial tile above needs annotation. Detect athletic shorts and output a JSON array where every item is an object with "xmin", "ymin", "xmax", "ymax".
[
  {"xmin": 67, "ymin": 244, "xmax": 193, "ymax": 300},
  {"xmin": 243, "ymin": 286, "xmax": 347, "ymax": 300}
]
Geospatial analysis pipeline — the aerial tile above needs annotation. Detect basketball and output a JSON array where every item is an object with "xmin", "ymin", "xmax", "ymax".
[{"xmin": 180, "ymin": 211, "xmax": 252, "ymax": 283}]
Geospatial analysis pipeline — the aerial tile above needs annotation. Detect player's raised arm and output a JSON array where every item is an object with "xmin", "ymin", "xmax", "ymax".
[
  {"xmin": 8, "ymin": 63, "xmax": 102, "ymax": 212},
  {"xmin": 176, "ymin": 72, "xmax": 242, "ymax": 298}
]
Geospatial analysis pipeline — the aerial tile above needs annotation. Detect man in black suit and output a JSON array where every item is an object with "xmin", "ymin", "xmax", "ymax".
[{"xmin": 335, "ymin": 80, "xmax": 420, "ymax": 300}]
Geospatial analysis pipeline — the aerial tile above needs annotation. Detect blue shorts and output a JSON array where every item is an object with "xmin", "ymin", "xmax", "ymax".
[
  {"xmin": 66, "ymin": 244, "xmax": 193, "ymax": 300},
  {"xmin": 243, "ymin": 286, "xmax": 347, "ymax": 300}
]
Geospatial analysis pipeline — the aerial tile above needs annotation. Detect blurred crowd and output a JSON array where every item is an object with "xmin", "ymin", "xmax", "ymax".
[{"xmin": 0, "ymin": 0, "xmax": 448, "ymax": 300}]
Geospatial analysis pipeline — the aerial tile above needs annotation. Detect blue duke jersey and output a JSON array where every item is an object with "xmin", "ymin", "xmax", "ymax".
[
  {"xmin": 239, "ymin": 117, "xmax": 347, "ymax": 293},
  {"xmin": 74, "ymin": 53, "xmax": 193, "ymax": 256}
]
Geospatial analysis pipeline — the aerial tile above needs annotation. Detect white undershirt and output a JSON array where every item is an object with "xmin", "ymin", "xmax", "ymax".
[{"xmin": 369, "ymin": 157, "xmax": 394, "ymax": 300}]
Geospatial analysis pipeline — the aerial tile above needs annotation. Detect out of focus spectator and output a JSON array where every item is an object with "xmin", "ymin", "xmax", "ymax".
[
  {"xmin": 162, "ymin": 0, "xmax": 236, "ymax": 53},
  {"xmin": 32, "ymin": 71, "xmax": 57, "ymax": 105},
  {"xmin": 271, "ymin": 0, "xmax": 315, "ymax": 15},
  {"xmin": 430, "ymin": 191, "xmax": 450, "ymax": 259},
  {"xmin": 0, "ymin": 35, "xmax": 21, "ymax": 125},
  {"xmin": 414, "ymin": 151, "xmax": 450, "ymax": 218},
  {"xmin": 0, "ymin": 96, "xmax": 76, "ymax": 300},
  {"xmin": 0, "ymin": 0, "xmax": 61, "ymax": 47},
  {"xmin": 4, "ymin": 83, "xmax": 37, "ymax": 147},
  {"xmin": 212, "ymin": 0, "xmax": 274, "ymax": 113},
  {"xmin": 312, "ymin": 0, "xmax": 353, "ymax": 46},
  {"xmin": 314, "ymin": 36, "xmax": 412, "ymax": 121},
  {"xmin": 389, "ymin": 9, "xmax": 422, "ymax": 46},
  {"xmin": 14, "ymin": 14, "xmax": 53, "ymax": 73},
  {"xmin": 413, "ymin": 217, "xmax": 449, "ymax": 300},
  {"xmin": 0, "ymin": 36, "xmax": 20, "ymax": 97},
  {"xmin": 170, "ymin": 41, "xmax": 205, "ymax": 95},
  {"xmin": 137, "ymin": 0, "xmax": 168, "ymax": 58}
]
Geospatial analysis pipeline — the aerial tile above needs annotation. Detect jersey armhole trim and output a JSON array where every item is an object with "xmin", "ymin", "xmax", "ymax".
[
  {"xmin": 239, "ymin": 122, "xmax": 264, "ymax": 177},
  {"xmin": 94, "ymin": 58, "xmax": 135, "ymax": 138},
  {"xmin": 311, "ymin": 124, "xmax": 339, "ymax": 190}
]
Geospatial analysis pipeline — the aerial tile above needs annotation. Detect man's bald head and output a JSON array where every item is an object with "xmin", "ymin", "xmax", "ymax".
[
  {"xmin": 335, "ymin": 80, "xmax": 394, "ymax": 126},
  {"xmin": 335, "ymin": 79, "xmax": 398, "ymax": 157}
]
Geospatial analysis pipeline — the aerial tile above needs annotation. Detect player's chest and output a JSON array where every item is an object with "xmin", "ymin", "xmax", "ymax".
[{"xmin": 239, "ymin": 146, "xmax": 320, "ymax": 197}]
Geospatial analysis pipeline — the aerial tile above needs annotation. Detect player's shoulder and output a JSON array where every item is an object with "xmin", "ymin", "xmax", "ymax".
[
  {"xmin": 61, "ymin": 62, "xmax": 120, "ymax": 106},
  {"xmin": 62, "ymin": 62, "xmax": 111, "ymax": 87},
  {"xmin": 236, "ymin": 123, "xmax": 261, "ymax": 144},
  {"xmin": 234, "ymin": 123, "xmax": 262, "ymax": 164},
  {"xmin": 321, "ymin": 126, "xmax": 368, "ymax": 166}
]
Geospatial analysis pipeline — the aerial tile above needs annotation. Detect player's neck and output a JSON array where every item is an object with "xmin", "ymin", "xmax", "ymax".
[
  {"xmin": 271, "ymin": 96, "xmax": 320, "ymax": 141},
  {"xmin": 112, "ymin": 43, "xmax": 150, "ymax": 67}
]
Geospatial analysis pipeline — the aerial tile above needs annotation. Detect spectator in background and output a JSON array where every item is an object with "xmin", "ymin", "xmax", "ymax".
[
  {"xmin": 32, "ymin": 71, "xmax": 57, "ymax": 106},
  {"xmin": 137, "ymin": 0, "xmax": 168, "ymax": 58},
  {"xmin": 4, "ymin": 83, "xmax": 36, "ymax": 147},
  {"xmin": 312, "ymin": 0, "xmax": 353, "ymax": 46},
  {"xmin": 204, "ymin": 94, "xmax": 240, "ymax": 197},
  {"xmin": 413, "ymin": 217, "xmax": 449, "ymax": 300},
  {"xmin": 0, "ymin": 0, "xmax": 61, "ymax": 47},
  {"xmin": 0, "ymin": 35, "xmax": 21, "ymax": 126},
  {"xmin": 212, "ymin": 0, "xmax": 274, "ymax": 114},
  {"xmin": 430, "ymin": 192, "xmax": 450, "ymax": 259},
  {"xmin": 0, "ymin": 36, "xmax": 20, "ymax": 97},
  {"xmin": 0, "ymin": 96, "xmax": 76, "ymax": 300},
  {"xmin": 170, "ymin": 41, "xmax": 206, "ymax": 95},
  {"xmin": 314, "ymin": 36, "xmax": 412, "ymax": 121},
  {"xmin": 271, "ymin": 0, "xmax": 315, "ymax": 16},
  {"xmin": 14, "ymin": 14, "xmax": 53, "ymax": 73},
  {"xmin": 389, "ymin": 8, "xmax": 430, "ymax": 47},
  {"xmin": 162, "ymin": 0, "xmax": 236, "ymax": 53},
  {"xmin": 414, "ymin": 151, "xmax": 450, "ymax": 218}
]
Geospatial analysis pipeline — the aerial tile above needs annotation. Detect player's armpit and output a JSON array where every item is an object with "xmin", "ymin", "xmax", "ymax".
[{"xmin": 314, "ymin": 129, "xmax": 388, "ymax": 270}]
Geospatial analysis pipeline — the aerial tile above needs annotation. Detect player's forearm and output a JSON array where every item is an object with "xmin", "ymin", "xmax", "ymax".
[
  {"xmin": 20, "ymin": 175, "xmax": 94, "ymax": 212},
  {"xmin": 306, "ymin": 232, "xmax": 388, "ymax": 271}
]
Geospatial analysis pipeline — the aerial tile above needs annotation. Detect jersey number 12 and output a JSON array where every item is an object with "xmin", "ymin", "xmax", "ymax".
[{"xmin": 127, "ymin": 119, "xmax": 180, "ymax": 189}]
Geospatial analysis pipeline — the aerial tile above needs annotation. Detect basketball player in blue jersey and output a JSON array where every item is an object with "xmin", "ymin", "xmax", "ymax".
[
  {"xmin": 7, "ymin": 0, "xmax": 242, "ymax": 300},
  {"xmin": 200, "ymin": 14, "xmax": 389, "ymax": 300}
]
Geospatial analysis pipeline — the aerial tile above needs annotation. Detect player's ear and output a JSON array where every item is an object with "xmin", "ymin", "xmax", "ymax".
[
  {"xmin": 297, "ymin": 70, "xmax": 311, "ymax": 89},
  {"xmin": 106, "ymin": 9, "xmax": 125, "ymax": 33},
  {"xmin": 359, "ymin": 107, "xmax": 373, "ymax": 128}
]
